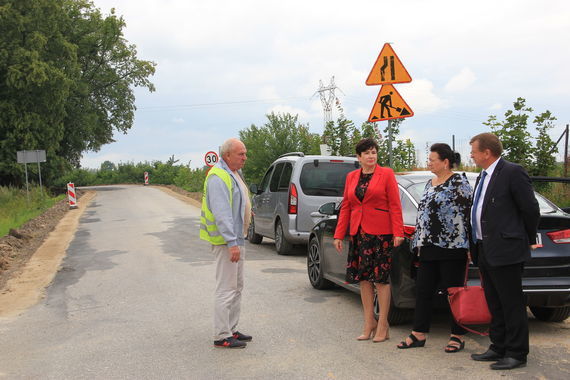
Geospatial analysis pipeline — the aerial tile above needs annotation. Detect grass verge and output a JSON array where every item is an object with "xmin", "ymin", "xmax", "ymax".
[{"xmin": 0, "ymin": 186, "xmax": 66, "ymax": 238}]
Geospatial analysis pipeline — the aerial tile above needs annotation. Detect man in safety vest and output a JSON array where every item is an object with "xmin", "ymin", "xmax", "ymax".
[{"xmin": 200, "ymin": 138, "xmax": 252, "ymax": 348}]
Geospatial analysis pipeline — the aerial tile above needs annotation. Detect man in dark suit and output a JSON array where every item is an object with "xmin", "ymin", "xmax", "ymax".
[{"xmin": 469, "ymin": 133, "xmax": 540, "ymax": 370}]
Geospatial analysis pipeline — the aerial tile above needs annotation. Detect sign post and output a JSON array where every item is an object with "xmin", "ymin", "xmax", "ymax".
[
  {"xmin": 366, "ymin": 43, "xmax": 414, "ymax": 168},
  {"xmin": 16, "ymin": 150, "xmax": 47, "ymax": 204}
]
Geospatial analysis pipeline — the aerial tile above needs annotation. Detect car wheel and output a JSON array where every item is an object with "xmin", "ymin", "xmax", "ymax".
[
  {"xmin": 247, "ymin": 217, "xmax": 263, "ymax": 244},
  {"xmin": 275, "ymin": 219, "xmax": 292, "ymax": 255},
  {"xmin": 530, "ymin": 306, "xmax": 570, "ymax": 322},
  {"xmin": 374, "ymin": 295, "xmax": 414, "ymax": 325},
  {"xmin": 307, "ymin": 237, "xmax": 333, "ymax": 290}
]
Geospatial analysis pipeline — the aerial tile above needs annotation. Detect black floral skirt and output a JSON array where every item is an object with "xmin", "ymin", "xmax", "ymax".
[{"xmin": 346, "ymin": 230, "xmax": 393, "ymax": 284}]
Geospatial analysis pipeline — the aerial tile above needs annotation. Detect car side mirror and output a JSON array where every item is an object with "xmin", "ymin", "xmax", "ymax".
[
  {"xmin": 318, "ymin": 202, "xmax": 337, "ymax": 216},
  {"xmin": 249, "ymin": 184, "xmax": 260, "ymax": 195}
]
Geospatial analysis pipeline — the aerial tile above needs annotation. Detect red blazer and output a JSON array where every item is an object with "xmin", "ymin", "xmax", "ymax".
[{"xmin": 334, "ymin": 165, "xmax": 404, "ymax": 240}]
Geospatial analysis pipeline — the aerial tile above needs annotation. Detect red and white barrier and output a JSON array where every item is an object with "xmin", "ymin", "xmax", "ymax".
[
  {"xmin": 144, "ymin": 171, "xmax": 149, "ymax": 186},
  {"xmin": 67, "ymin": 182, "xmax": 78, "ymax": 209}
]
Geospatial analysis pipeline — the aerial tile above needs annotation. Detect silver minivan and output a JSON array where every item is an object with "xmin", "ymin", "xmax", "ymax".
[{"xmin": 248, "ymin": 152, "xmax": 359, "ymax": 254}]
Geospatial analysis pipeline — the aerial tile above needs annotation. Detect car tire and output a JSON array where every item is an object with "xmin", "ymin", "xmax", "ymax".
[
  {"xmin": 247, "ymin": 217, "xmax": 263, "ymax": 244},
  {"xmin": 530, "ymin": 306, "xmax": 570, "ymax": 322},
  {"xmin": 307, "ymin": 237, "xmax": 333, "ymax": 290},
  {"xmin": 275, "ymin": 219, "xmax": 293, "ymax": 255},
  {"xmin": 374, "ymin": 295, "xmax": 414, "ymax": 325}
]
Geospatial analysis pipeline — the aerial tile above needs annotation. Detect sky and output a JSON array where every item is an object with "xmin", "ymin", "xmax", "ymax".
[{"xmin": 82, "ymin": 0, "xmax": 570, "ymax": 169}]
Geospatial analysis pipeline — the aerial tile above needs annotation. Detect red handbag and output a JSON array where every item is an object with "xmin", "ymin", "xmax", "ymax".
[{"xmin": 447, "ymin": 262, "xmax": 491, "ymax": 336}]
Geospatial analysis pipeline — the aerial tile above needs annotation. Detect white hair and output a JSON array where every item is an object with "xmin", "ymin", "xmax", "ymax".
[{"xmin": 220, "ymin": 138, "xmax": 241, "ymax": 157}]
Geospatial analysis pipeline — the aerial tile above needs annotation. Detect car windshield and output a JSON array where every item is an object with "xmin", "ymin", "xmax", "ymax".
[
  {"xmin": 299, "ymin": 161, "xmax": 356, "ymax": 196},
  {"xmin": 407, "ymin": 182, "xmax": 560, "ymax": 215}
]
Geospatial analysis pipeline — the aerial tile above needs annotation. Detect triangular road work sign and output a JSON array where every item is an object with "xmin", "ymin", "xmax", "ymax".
[
  {"xmin": 366, "ymin": 43, "xmax": 412, "ymax": 85},
  {"xmin": 368, "ymin": 85, "xmax": 414, "ymax": 122}
]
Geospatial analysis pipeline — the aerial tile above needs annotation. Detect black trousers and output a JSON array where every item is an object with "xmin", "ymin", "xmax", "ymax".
[
  {"xmin": 412, "ymin": 258, "xmax": 468, "ymax": 335},
  {"xmin": 478, "ymin": 242, "xmax": 529, "ymax": 361}
]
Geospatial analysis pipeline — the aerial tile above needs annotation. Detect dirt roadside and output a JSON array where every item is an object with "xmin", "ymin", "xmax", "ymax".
[
  {"xmin": 0, "ymin": 191, "xmax": 96, "ymax": 318},
  {"xmin": 0, "ymin": 185, "xmax": 201, "ymax": 319}
]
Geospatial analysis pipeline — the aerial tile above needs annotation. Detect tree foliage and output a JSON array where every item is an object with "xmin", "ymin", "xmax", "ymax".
[
  {"xmin": 484, "ymin": 97, "xmax": 533, "ymax": 167},
  {"xmin": 322, "ymin": 103, "xmax": 356, "ymax": 156},
  {"xmin": 239, "ymin": 112, "xmax": 320, "ymax": 184},
  {"xmin": 0, "ymin": 0, "xmax": 156, "ymax": 186},
  {"xmin": 370, "ymin": 119, "xmax": 417, "ymax": 171},
  {"xmin": 484, "ymin": 97, "xmax": 558, "ymax": 175}
]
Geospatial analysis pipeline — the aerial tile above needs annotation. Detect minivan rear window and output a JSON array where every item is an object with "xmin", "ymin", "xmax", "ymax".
[{"xmin": 299, "ymin": 161, "xmax": 357, "ymax": 196}]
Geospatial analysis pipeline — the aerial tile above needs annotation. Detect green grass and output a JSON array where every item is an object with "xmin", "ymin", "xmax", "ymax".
[{"xmin": 0, "ymin": 186, "xmax": 66, "ymax": 238}]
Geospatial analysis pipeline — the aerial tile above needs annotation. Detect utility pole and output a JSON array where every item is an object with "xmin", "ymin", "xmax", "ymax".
[{"xmin": 552, "ymin": 124, "xmax": 569, "ymax": 177}]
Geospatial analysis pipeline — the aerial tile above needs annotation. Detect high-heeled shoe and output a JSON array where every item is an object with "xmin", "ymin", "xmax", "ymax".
[
  {"xmin": 372, "ymin": 325, "xmax": 390, "ymax": 343},
  {"xmin": 356, "ymin": 324, "xmax": 377, "ymax": 340}
]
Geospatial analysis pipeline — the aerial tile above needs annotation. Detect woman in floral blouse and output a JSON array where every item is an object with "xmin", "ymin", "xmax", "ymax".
[{"xmin": 397, "ymin": 143, "xmax": 473, "ymax": 353}]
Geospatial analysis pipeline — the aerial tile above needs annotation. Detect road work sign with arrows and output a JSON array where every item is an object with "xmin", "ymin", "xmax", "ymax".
[{"xmin": 366, "ymin": 43, "xmax": 413, "ymax": 122}]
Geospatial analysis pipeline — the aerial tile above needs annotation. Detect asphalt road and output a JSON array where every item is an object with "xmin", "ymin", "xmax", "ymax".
[{"xmin": 1, "ymin": 185, "xmax": 569, "ymax": 379}]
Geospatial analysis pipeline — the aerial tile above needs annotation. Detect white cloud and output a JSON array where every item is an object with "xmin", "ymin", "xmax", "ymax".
[
  {"xmin": 444, "ymin": 68, "xmax": 476, "ymax": 93},
  {"xmin": 266, "ymin": 105, "xmax": 309, "ymax": 119},
  {"xmin": 399, "ymin": 79, "xmax": 447, "ymax": 114},
  {"xmin": 80, "ymin": 0, "xmax": 570, "ymax": 169}
]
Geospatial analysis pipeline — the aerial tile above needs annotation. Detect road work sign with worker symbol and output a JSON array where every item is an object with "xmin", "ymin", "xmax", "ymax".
[
  {"xmin": 368, "ymin": 84, "xmax": 413, "ymax": 122},
  {"xmin": 366, "ymin": 43, "xmax": 414, "ymax": 122}
]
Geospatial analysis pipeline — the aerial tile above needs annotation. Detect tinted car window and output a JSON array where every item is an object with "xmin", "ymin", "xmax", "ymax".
[
  {"xmin": 299, "ymin": 162, "xmax": 356, "ymax": 196},
  {"xmin": 278, "ymin": 162, "xmax": 293, "ymax": 192},
  {"xmin": 400, "ymin": 191, "xmax": 417, "ymax": 225},
  {"xmin": 259, "ymin": 166, "xmax": 274, "ymax": 192},
  {"xmin": 269, "ymin": 163, "xmax": 285, "ymax": 192}
]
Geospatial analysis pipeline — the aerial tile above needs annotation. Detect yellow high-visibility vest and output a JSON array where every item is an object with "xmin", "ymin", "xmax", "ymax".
[{"xmin": 199, "ymin": 167, "xmax": 233, "ymax": 245}]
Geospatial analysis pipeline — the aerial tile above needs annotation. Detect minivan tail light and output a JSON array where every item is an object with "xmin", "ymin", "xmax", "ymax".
[
  {"xmin": 546, "ymin": 229, "xmax": 570, "ymax": 244},
  {"xmin": 329, "ymin": 160, "xmax": 345, "ymax": 163},
  {"xmin": 288, "ymin": 183, "xmax": 298, "ymax": 214}
]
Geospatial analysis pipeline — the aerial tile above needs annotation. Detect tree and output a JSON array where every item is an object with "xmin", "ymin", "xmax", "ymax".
[
  {"xmin": 0, "ymin": 0, "xmax": 156, "ymax": 186},
  {"xmin": 532, "ymin": 111, "xmax": 558, "ymax": 176},
  {"xmin": 321, "ymin": 102, "xmax": 357, "ymax": 156},
  {"xmin": 371, "ymin": 119, "xmax": 415, "ymax": 170},
  {"xmin": 484, "ymin": 97, "xmax": 533, "ymax": 168},
  {"xmin": 239, "ymin": 112, "xmax": 320, "ymax": 184},
  {"xmin": 100, "ymin": 160, "xmax": 116, "ymax": 171},
  {"xmin": 484, "ymin": 98, "xmax": 558, "ymax": 175}
]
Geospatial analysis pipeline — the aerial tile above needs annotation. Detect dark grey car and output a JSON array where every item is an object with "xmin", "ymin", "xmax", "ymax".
[{"xmin": 307, "ymin": 171, "xmax": 570, "ymax": 324}]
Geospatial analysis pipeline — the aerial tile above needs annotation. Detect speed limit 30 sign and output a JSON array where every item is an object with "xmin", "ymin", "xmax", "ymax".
[{"xmin": 204, "ymin": 151, "xmax": 219, "ymax": 167}]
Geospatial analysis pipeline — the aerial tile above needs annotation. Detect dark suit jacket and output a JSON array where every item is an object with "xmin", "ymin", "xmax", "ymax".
[
  {"xmin": 334, "ymin": 165, "xmax": 404, "ymax": 240},
  {"xmin": 470, "ymin": 158, "xmax": 540, "ymax": 267}
]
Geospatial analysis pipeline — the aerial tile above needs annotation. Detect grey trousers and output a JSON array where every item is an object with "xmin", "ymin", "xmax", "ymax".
[{"xmin": 212, "ymin": 244, "xmax": 244, "ymax": 340}]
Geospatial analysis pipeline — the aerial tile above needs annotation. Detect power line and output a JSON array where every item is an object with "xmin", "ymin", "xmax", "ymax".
[{"xmin": 137, "ymin": 96, "xmax": 310, "ymax": 111}]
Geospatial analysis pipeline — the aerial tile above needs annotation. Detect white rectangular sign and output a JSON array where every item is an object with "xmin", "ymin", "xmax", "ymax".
[{"xmin": 17, "ymin": 150, "xmax": 46, "ymax": 164}]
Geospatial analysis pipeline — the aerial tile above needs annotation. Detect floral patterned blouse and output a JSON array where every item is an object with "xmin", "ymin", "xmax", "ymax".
[{"xmin": 412, "ymin": 173, "xmax": 473, "ymax": 250}]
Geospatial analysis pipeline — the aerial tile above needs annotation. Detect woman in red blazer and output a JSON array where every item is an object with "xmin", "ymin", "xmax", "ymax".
[{"xmin": 334, "ymin": 138, "xmax": 404, "ymax": 342}]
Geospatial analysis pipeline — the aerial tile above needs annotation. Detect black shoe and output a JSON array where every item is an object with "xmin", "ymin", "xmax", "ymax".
[
  {"xmin": 490, "ymin": 357, "xmax": 527, "ymax": 370},
  {"xmin": 397, "ymin": 334, "xmax": 426, "ymax": 349},
  {"xmin": 232, "ymin": 331, "xmax": 252, "ymax": 342},
  {"xmin": 471, "ymin": 348, "xmax": 504, "ymax": 361},
  {"xmin": 214, "ymin": 337, "xmax": 247, "ymax": 348}
]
